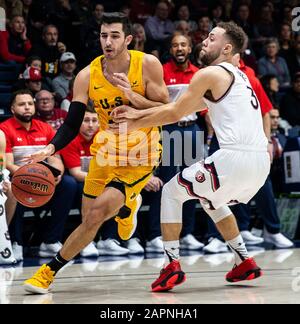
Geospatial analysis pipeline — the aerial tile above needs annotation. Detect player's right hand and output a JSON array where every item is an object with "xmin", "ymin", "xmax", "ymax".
[{"xmin": 21, "ymin": 144, "xmax": 55, "ymax": 163}]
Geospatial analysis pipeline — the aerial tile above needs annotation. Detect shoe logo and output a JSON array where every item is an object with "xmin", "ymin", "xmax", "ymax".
[
  {"xmin": 130, "ymin": 192, "xmax": 137, "ymax": 200},
  {"xmin": 94, "ymin": 85, "xmax": 103, "ymax": 90}
]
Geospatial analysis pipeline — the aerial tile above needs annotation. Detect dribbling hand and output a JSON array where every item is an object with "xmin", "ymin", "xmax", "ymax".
[{"xmin": 21, "ymin": 144, "xmax": 55, "ymax": 163}]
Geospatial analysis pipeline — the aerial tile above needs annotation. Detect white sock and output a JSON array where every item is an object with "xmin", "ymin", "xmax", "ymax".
[
  {"xmin": 163, "ymin": 240, "xmax": 180, "ymax": 265},
  {"xmin": 227, "ymin": 234, "xmax": 249, "ymax": 266}
]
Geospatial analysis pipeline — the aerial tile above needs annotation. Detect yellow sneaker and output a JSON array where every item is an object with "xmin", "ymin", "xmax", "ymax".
[
  {"xmin": 115, "ymin": 194, "xmax": 142, "ymax": 241},
  {"xmin": 23, "ymin": 264, "xmax": 55, "ymax": 294}
]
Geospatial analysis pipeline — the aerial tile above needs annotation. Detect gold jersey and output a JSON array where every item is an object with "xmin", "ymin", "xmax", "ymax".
[{"xmin": 88, "ymin": 50, "xmax": 161, "ymax": 167}]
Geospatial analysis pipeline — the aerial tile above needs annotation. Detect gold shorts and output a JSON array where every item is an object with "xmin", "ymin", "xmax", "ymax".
[{"xmin": 83, "ymin": 157, "xmax": 154, "ymax": 208}]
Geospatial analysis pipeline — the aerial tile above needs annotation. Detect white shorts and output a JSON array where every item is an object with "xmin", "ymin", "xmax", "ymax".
[{"xmin": 178, "ymin": 148, "xmax": 270, "ymax": 210}]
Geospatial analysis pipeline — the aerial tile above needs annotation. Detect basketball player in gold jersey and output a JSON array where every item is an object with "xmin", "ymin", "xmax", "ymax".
[{"xmin": 23, "ymin": 12, "xmax": 169, "ymax": 294}]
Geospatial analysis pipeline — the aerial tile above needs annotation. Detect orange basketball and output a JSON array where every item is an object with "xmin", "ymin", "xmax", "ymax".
[{"xmin": 11, "ymin": 163, "xmax": 55, "ymax": 208}]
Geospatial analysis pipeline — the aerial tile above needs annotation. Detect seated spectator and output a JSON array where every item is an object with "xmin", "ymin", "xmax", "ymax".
[
  {"xmin": 209, "ymin": 2, "xmax": 224, "ymax": 28},
  {"xmin": 0, "ymin": 15, "xmax": 31, "ymax": 63},
  {"xmin": 144, "ymin": 1, "xmax": 175, "ymax": 57},
  {"xmin": 13, "ymin": 66, "xmax": 42, "ymax": 94},
  {"xmin": 52, "ymin": 52, "xmax": 76, "ymax": 103},
  {"xmin": 284, "ymin": 34, "xmax": 300, "ymax": 74},
  {"xmin": 234, "ymin": 4, "xmax": 256, "ymax": 39},
  {"xmin": 260, "ymin": 74, "xmax": 280, "ymax": 108},
  {"xmin": 174, "ymin": 4, "xmax": 197, "ymax": 32},
  {"xmin": 35, "ymin": 90, "xmax": 67, "ymax": 131},
  {"xmin": 131, "ymin": 23, "xmax": 158, "ymax": 58},
  {"xmin": 29, "ymin": 24, "xmax": 67, "ymax": 82},
  {"xmin": 280, "ymin": 73, "xmax": 300, "ymax": 127},
  {"xmin": 0, "ymin": 90, "xmax": 77, "ymax": 260},
  {"xmin": 25, "ymin": 55, "xmax": 42, "ymax": 71},
  {"xmin": 191, "ymin": 15, "xmax": 211, "ymax": 46},
  {"xmin": 258, "ymin": 38, "xmax": 291, "ymax": 90},
  {"xmin": 175, "ymin": 20, "xmax": 191, "ymax": 37},
  {"xmin": 79, "ymin": 3, "xmax": 104, "ymax": 66}
]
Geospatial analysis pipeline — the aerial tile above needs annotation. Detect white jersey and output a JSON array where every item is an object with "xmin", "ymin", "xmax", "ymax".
[{"xmin": 203, "ymin": 62, "xmax": 268, "ymax": 152}]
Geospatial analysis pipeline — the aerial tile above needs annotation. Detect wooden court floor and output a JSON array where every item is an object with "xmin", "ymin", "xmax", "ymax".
[{"xmin": 1, "ymin": 248, "xmax": 300, "ymax": 304}]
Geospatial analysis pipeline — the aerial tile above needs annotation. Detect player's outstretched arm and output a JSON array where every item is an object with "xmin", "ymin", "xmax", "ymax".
[
  {"xmin": 22, "ymin": 67, "xmax": 90, "ymax": 163},
  {"xmin": 110, "ymin": 67, "xmax": 215, "ymax": 132}
]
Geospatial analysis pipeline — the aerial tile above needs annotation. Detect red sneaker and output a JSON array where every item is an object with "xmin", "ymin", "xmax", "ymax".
[
  {"xmin": 151, "ymin": 260, "xmax": 186, "ymax": 292},
  {"xmin": 226, "ymin": 257, "xmax": 263, "ymax": 283}
]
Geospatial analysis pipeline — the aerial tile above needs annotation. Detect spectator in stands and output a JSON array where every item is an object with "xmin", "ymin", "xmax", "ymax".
[
  {"xmin": 132, "ymin": 23, "xmax": 158, "ymax": 57},
  {"xmin": 258, "ymin": 38, "xmax": 291, "ymax": 90},
  {"xmin": 191, "ymin": 15, "xmax": 211, "ymax": 46},
  {"xmin": 35, "ymin": 90, "xmax": 67, "ymax": 131},
  {"xmin": 175, "ymin": 20, "xmax": 191, "ymax": 37},
  {"xmin": 260, "ymin": 74, "xmax": 280, "ymax": 108},
  {"xmin": 0, "ymin": 89, "xmax": 77, "ymax": 260},
  {"xmin": 52, "ymin": 52, "xmax": 76, "ymax": 103},
  {"xmin": 22, "ymin": 66, "xmax": 42, "ymax": 95},
  {"xmin": 278, "ymin": 23, "xmax": 294, "ymax": 66},
  {"xmin": 209, "ymin": 2, "xmax": 224, "ymax": 28},
  {"xmin": 79, "ymin": 3, "xmax": 104, "ymax": 67},
  {"xmin": 29, "ymin": 24, "xmax": 67, "ymax": 82},
  {"xmin": 284, "ymin": 34, "xmax": 300, "ymax": 75},
  {"xmin": 234, "ymin": 4, "xmax": 255, "ymax": 39},
  {"xmin": 0, "ymin": 0, "xmax": 23, "ymax": 22},
  {"xmin": 174, "ymin": 4, "xmax": 197, "ymax": 32},
  {"xmin": 280, "ymin": 73, "xmax": 300, "ymax": 127},
  {"xmin": 71, "ymin": 0, "xmax": 92, "ymax": 24},
  {"xmin": 0, "ymin": 15, "xmax": 31, "ymax": 63},
  {"xmin": 144, "ymin": 1, "xmax": 175, "ymax": 57},
  {"xmin": 25, "ymin": 55, "xmax": 42, "ymax": 71}
]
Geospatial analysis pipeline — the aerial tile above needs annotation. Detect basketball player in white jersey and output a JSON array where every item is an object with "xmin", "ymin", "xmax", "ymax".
[{"xmin": 111, "ymin": 21, "xmax": 270, "ymax": 292}]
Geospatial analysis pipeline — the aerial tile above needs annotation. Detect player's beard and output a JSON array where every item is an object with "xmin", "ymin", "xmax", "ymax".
[
  {"xmin": 14, "ymin": 112, "xmax": 33, "ymax": 123},
  {"xmin": 200, "ymin": 48, "xmax": 222, "ymax": 66}
]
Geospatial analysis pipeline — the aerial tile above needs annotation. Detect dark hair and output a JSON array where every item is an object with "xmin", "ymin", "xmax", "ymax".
[
  {"xmin": 217, "ymin": 21, "xmax": 246, "ymax": 54},
  {"xmin": 10, "ymin": 89, "xmax": 34, "ymax": 106},
  {"xmin": 26, "ymin": 55, "xmax": 42, "ymax": 66},
  {"xmin": 100, "ymin": 12, "xmax": 132, "ymax": 37},
  {"xmin": 86, "ymin": 101, "xmax": 97, "ymax": 114}
]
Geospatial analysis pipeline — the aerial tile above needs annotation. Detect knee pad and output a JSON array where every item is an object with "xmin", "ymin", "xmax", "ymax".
[{"xmin": 201, "ymin": 204, "xmax": 232, "ymax": 224}]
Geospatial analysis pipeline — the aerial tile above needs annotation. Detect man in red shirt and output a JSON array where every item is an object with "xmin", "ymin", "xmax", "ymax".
[
  {"xmin": 0, "ymin": 90, "xmax": 77, "ymax": 261},
  {"xmin": 153, "ymin": 33, "xmax": 205, "ymax": 251}
]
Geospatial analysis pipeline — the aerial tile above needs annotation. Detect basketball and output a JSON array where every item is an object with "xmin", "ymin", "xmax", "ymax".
[{"xmin": 11, "ymin": 163, "xmax": 55, "ymax": 208}]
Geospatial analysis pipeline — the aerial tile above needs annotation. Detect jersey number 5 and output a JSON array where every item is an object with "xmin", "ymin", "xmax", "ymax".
[{"xmin": 246, "ymin": 86, "xmax": 259, "ymax": 110}]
